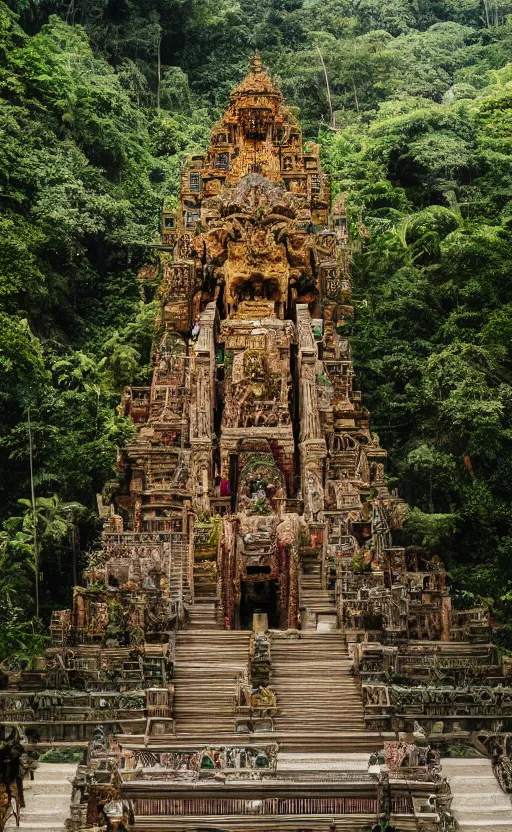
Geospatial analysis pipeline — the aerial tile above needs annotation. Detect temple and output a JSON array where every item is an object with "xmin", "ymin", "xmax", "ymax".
[{"xmin": 2, "ymin": 54, "xmax": 512, "ymax": 832}]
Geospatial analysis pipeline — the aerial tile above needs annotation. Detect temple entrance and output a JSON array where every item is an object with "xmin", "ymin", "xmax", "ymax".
[{"xmin": 239, "ymin": 579, "xmax": 279, "ymax": 630}]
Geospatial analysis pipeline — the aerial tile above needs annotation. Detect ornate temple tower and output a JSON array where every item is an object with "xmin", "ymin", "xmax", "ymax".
[{"xmin": 114, "ymin": 51, "xmax": 418, "ymax": 636}]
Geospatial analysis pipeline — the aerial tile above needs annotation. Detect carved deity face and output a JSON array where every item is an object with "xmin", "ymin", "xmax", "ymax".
[{"xmin": 225, "ymin": 234, "xmax": 289, "ymax": 310}]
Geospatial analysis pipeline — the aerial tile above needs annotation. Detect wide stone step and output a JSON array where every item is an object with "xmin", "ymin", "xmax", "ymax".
[
  {"xmin": 273, "ymin": 687, "xmax": 360, "ymax": 692},
  {"xmin": 272, "ymin": 668, "xmax": 354, "ymax": 673},
  {"xmin": 457, "ymin": 824, "xmax": 512, "ymax": 831},
  {"xmin": 273, "ymin": 643, "xmax": 343, "ymax": 648},
  {"xmin": 277, "ymin": 710, "xmax": 363, "ymax": 716},
  {"xmin": 175, "ymin": 710, "xmax": 235, "ymax": 715},
  {"xmin": 448, "ymin": 776, "xmax": 499, "ymax": 789},
  {"xmin": 176, "ymin": 650, "xmax": 246, "ymax": 655},
  {"xmin": 6, "ymin": 763, "xmax": 74, "ymax": 832},
  {"xmin": 24, "ymin": 764, "xmax": 77, "ymax": 781},
  {"xmin": 273, "ymin": 668, "xmax": 351, "ymax": 674},
  {"xmin": 275, "ymin": 702, "xmax": 363, "ymax": 709},
  {"xmin": 276, "ymin": 715, "xmax": 364, "ymax": 721},
  {"xmin": 273, "ymin": 672, "xmax": 352, "ymax": 677},
  {"xmin": 455, "ymin": 803, "xmax": 512, "ymax": 815},
  {"xmin": 26, "ymin": 782, "xmax": 71, "ymax": 796},
  {"xmin": 272, "ymin": 670, "xmax": 355, "ymax": 676},
  {"xmin": 129, "ymin": 814, "xmax": 382, "ymax": 831},
  {"xmin": 174, "ymin": 682, "xmax": 238, "ymax": 689},
  {"xmin": 174, "ymin": 661, "xmax": 244, "ymax": 667},
  {"xmin": 274, "ymin": 661, "xmax": 349, "ymax": 666},
  {"xmin": 273, "ymin": 637, "xmax": 344, "ymax": 643},
  {"xmin": 176, "ymin": 644, "xmax": 249, "ymax": 648},
  {"xmin": 175, "ymin": 646, "xmax": 249, "ymax": 651},
  {"xmin": 277, "ymin": 706, "xmax": 363, "ymax": 711},
  {"xmin": 276, "ymin": 723, "xmax": 366, "ymax": 728},
  {"xmin": 277, "ymin": 708, "xmax": 363, "ymax": 715},
  {"xmin": 177, "ymin": 632, "xmax": 250, "ymax": 638},
  {"xmin": 273, "ymin": 688, "xmax": 359, "ymax": 694},
  {"xmin": 7, "ymin": 825, "xmax": 68, "ymax": 831},
  {"xmin": 301, "ymin": 591, "xmax": 335, "ymax": 598},
  {"xmin": 441, "ymin": 757, "xmax": 512, "ymax": 832},
  {"xmin": 277, "ymin": 699, "xmax": 363, "ymax": 722},
  {"xmin": 272, "ymin": 683, "xmax": 361, "ymax": 705},
  {"xmin": 273, "ymin": 682, "xmax": 355, "ymax": 689},
  {"xmin": 124, "ymin": 729, "xmax": 392, "ymax": 753},
  {"xmin": 175, "ymin": 703, "xmax": 236, "ymax": 709},
  {"xmin": 277, "ymin": 752, "xmax": 369, "ymax": 770},
  {"xmin": 8, "ymin": 810, "xmax": 69, "ymax": 826}
]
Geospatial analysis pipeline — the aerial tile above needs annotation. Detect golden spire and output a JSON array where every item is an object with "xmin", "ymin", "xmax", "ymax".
[
  {"xmin": 231, "ymin": 51, "xmax": 281, "ymax": 99},
  {"xmin": 250, "ymin": 50, "xmax": 263, "ymax": 74}
]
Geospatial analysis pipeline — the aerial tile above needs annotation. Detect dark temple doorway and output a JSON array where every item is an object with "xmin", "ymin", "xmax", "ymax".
[{"xmin": 239, "ymin": 579, "xmax": 279, "ymax": 630}]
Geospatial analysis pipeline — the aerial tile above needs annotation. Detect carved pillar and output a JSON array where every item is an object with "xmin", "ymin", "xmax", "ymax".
[
  {"xmin": 296, "ymin": 304, "xmax": 322, "ymax": 444},
  {"xmin": 190, "ymin": 302, "xmax": 219, "ymax": 514},
  {"xmin": 441, "ymin": 593, "xmax": 452, "ymax": 642}
]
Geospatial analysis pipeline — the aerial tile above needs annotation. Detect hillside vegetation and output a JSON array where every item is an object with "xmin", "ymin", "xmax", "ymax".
[{"xmin": 1, "ymin": 0, "xmax": 512, "ymax": 655}]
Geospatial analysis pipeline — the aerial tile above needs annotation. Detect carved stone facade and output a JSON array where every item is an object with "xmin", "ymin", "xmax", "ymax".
[{"xmin": 0, "ymin": 54, "xmax": 508, "ymax": 832}]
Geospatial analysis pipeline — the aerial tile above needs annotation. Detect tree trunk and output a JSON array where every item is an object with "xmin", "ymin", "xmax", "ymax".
[
  {"xmin": 315, "ymin": 45, "xmax": 336, "ymax": 130},
  {"xmin": 27, "ymin": 408, "xmax": 40, "ymax": 619},
  {"xmin": 156, "ymin": 30, "xmax": 162, "ymax": 110}
]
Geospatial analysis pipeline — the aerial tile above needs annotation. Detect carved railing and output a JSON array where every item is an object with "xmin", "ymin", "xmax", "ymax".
[
  {"xmin": 0, "ymin": 691, "xmax": 146, "ymax": 724},
  {"xmin": 389, "ymin": 685, "xmax": 512, "ymax": 716},
  {"xmin": 126, "ymin": 743, "xmax": 279, "ymax": 774},
  {"xmin": 132, "ymin": 795, "xmax": 384, "ymax": 816}
]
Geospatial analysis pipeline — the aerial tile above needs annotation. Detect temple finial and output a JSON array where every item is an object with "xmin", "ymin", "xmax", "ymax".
[{"xmin": 250, "ymin": 50, "xmax": 263, "ymax": 73}]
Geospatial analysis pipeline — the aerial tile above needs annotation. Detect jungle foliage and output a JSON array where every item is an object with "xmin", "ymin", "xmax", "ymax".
[{"xmin": 1, "ymin": 0, "xmax": 512, "ymax": 653}]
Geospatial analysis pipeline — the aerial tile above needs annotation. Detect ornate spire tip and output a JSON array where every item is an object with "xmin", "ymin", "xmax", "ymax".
[{"xmin": 250, "ymin": 50, "xmax": 263, "ymax": 73}]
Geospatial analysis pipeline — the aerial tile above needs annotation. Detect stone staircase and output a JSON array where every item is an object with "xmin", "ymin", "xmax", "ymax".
[
  {"xmin": 277, "ymin": 751, "xmax": 369, "ymax": 771},
  {"xmin": 441, "ymin": 757, "xmax": 512, "ymax": 831},
  {"xmin": 169, "ymin": 535, "xmax": 191, "ymax": 601},
  {"xmin": 186, "ymin": 599, "xmax": 222, "ymax": 629},
  {"xmin": 193, "ymin": 563, "xmax": 218, "ymax": 601},
  {"xmin": 6, "ymin": 762, "xmax": 75, "ymax": 831},
  {"xmin": 173, "ymin": 629, "xmax": 251, "ymax": 737},
  {"xmin": 121, "ymin": 625, "xmax": 389, "ymax": 753},
  {"xmin": 144, "ymin": 818, "xmax": 380, "ymax": 831},
  {"xmin": 300, "ymin": 557, "xmax": 337, "ymax": 630},
  {"xmin": 269, "ymin": 631, "xmax": 366, "ymax": 749}
]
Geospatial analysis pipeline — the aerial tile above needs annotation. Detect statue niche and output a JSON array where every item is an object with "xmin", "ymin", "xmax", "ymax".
[{"xmin": 236, "ymin": 454, "xmax": 285, "ymax": 515}]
